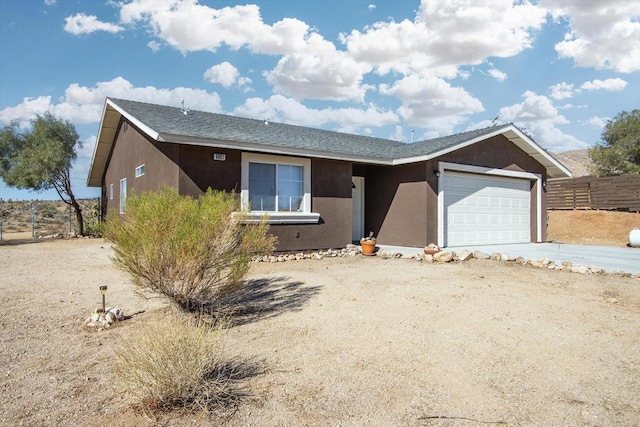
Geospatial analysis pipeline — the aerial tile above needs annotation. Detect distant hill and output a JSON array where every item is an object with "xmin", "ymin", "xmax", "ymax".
[{"xmin": 551, "ymin": 149, "xmax": 592, "ymax": 178}]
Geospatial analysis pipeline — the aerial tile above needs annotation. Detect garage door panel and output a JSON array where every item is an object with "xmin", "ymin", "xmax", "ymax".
[{"xmin": 443, "ymin": 172, "xmax": 531, "ymax": 246}]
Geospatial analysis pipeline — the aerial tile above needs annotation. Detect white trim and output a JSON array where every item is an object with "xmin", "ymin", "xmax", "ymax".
[
  {"xmin": 108, "ymin": 99, "xmax": 159, "ymax": 141},
  {"xmin": 235, "ymin": 212, "xmax": 321, "ymax": 224},
  {"xmin": 437, "ymin": 162, "xmax": 542, "ymax": 247},
  {"xmin": 351, "ymin": 176, "xmax": 365, "ymax": 241}
]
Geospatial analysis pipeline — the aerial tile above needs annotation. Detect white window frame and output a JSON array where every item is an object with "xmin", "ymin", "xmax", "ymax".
[
  {"xmin": 135, "ymin": 164, "xmax": 145, "ymax": 178},
  {"xmin": 109, "ymin": 183, "xmax": 114, "ymax": 200},
  {"xmin": 119, "ymin": 178, "xmax": 127, "ymax": 214},
  {"xmin": 240, "ymin": 152, "xmax": 319, "ymax": 224}
]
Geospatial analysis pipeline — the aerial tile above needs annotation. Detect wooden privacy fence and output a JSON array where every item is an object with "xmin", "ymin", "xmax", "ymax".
[{"xmin": 547, "ymin": 175, "xmax": 640, "ymax": 211}]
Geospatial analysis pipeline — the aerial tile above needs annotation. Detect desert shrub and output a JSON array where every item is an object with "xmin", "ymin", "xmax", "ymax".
[
  {"xmin": 83, "ymin": 215, "xmax": 104, "ymax": 237},
  {"xmin": 113, "ymin": 312, "xmax": 229, "ymax": 412},
  {"xmin": 103, "ymin": 187, "xmax": 276, "ymax": 310}
]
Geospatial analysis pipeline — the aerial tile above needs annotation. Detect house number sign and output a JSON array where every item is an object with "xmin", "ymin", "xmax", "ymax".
[{"xmin": 213, "ymin": 153, "xmax": 226, "ymax": 161}]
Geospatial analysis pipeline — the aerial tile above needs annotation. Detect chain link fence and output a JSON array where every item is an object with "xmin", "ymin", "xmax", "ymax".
[{"xmin": 0, "ymin": 198, "xmax": 102, "ymax": 240}]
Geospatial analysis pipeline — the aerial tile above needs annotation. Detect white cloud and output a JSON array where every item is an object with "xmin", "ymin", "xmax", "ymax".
[
  {"xmin": 496, "ymin": 91, "xmax": 589, "ymax": 151},
  {"xmin": 580, "ymin": 78, "xmax": 627, "ymax": 92},
  {"xmin": 118, "ymin": 1, "xmax": 372, "ymax": 101},
  {"xmin": 204, "ymin": 62, "xmax": 252, "ymax": 89},
  {"xmin": 487, "ymin": 67, "xmax": 508, "ymax": 81},
  {"xmin": 379, "ymin": 75, "xmax": 484, "ymax": 134},
  {"xmin": 549, "ymin": 82, "xmax": 575, "ymax": 100},
  {"xmin": 368, "ymin": 4, "xmax": 377, "ymax": 10},
  {"xmin": 549, "ymin": 77, "xmax": 628, "ymax": 101},
  {"xmin": 147, "ymin": 41, "xmax": 161, "ymax": 52},
  {"xmin": 232, "ymin": 95, "xmax": 398, "ymax": 131},
  {"xmin": 0, "ymin": 96, "xmax": 55, "ymax": 127},
  {"xmin": 64, "ymin": 13, "xmax": 124, "ymax": 35},
  {"xmin": 119, "ymin": 1, "xmax": 311, "ymax": 55},
  {"xmin": 582, "ymin": 116, "xmax": 610, "ymax": 129},
  {"xmin": 342, "ymin": 0, "xmax": 547, "ymax": 78},
  {"xmin": 389, "ymin": 125, "xmax": 406, "ymax": 142},
  {"xmin": 542, "ymin": 0, "xmax": 640, "ymax": 72},
  {"xmin": 44, "ymin": 0, "xmax": 56, "ymax": 6},
  {"xmin": 0, "ymin": 77, "xmax": 222, "ymax": 126},
  {"xmin": 264, "ymin": 47, "xmax": 373, "ymax": 102}
]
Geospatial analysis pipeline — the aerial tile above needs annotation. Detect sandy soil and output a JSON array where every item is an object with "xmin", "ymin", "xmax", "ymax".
[
  {"xmin": 547, "ymin": 210, "xmax": 640, "ymax": 247},
  {"xmin": 1, "ymin": 238, "xmax": 638, "ymax": 426}
]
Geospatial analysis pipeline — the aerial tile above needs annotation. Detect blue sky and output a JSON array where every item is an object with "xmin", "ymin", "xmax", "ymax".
[{"xmin": 1, "ymin": 0, "xmax": 638, "ymax": 201}]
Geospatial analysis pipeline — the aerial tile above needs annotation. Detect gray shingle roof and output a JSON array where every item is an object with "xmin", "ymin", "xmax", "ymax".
[
  {"xmin": 109, "ymin": 98, "xmax": 406, "ymax": 160},
  {"xmin": 393, "ymin": 125, "xmax": 512, "ymax": 158},
  {"xmin": 110, "ymin": 98, "xmax": 516, "ymax": 161},
  {"xmin": 88, "ymin": 98, "xmax": 571, "ymax": 187}
]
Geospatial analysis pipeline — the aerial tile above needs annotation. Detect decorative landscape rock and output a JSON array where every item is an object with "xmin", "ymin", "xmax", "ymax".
[
  {"xmin": 433, "ymin": 251, "xmax": 454, "ymax": 263},
  {"xmin": 455, "ymin": 250, "xmax": 473, "ymax": 262},
  {"xmin": 249, "ymin": 244, "xmax": 639, "ymax": 279},
  {"xmin": 83, "ymin": 307, "xmax": 124, "ymax": 330}
]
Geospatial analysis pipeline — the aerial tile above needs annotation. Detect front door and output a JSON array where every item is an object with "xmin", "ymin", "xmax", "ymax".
[{"xmin": 352, "ymin": 176, "xmax": 364, "ymax": 242}]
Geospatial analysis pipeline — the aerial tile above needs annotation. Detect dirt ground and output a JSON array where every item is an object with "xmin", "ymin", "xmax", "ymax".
[
  {"xmin": 547, "ymin": 210, "xmax": 640, "ymax": 247},
  {"xmin": 1, "ymin": 235, "xmax": 639, "ymax": 426}
]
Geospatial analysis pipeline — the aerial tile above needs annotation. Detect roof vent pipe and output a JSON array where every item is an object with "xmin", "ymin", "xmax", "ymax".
[{"xmin": 411, "ymin": 129, "xmax": 415, "ymax": 143}]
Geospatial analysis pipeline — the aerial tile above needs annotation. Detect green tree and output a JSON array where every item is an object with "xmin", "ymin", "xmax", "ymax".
[
  {"xmin": 589, "ymin": 109, "xmax": 640, "ymax": 176},
  {"xmin": 0, "ymin": 113, "xmax": 86, "ymax": 235}
]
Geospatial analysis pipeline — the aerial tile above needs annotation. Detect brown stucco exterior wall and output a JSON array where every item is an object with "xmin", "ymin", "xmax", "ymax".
[
  {"xmin": 427, "ymin": 134, "xmax": 548, "ymax": 244},
  {"xmin": 101, "ymin": 124, "xmax": 353, "ymax": 251},
  {"xmin": 271, "ymin": 158, "xmax": 352, "ymax": 251},
  {"xmin": 101, "ymin": 123, "xmax": 547, "ymax": 250},
  {"xmin": 363, "ymin": 134, "xmax": 548, "ymax": 247},
  {"xmin": 364, "ymin": 162, "xmax": 428, "ymax": 247},
  {"xmin": 103, "ymin": 120, "xmax": 179, "ymax": 215},
  {"xmin": 177, "ymin": 145, "xmax": 241, "ymax": 197}
]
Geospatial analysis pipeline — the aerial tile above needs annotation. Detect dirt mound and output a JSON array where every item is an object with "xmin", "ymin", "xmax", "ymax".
[
  {"xmin": 551, "ymin": 149, "xmax": 592, "ymax": 177},
  {"xmin": 547, "ymin": 209, "xmax": 640, "ymax": 247}
]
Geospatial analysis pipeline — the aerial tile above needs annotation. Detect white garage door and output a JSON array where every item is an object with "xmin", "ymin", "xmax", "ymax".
[{"xmin": 443, "ymin": 172, "xmax": 531, "ymax": 246}]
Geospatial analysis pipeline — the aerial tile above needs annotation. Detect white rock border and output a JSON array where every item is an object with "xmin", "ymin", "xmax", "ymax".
[{"xmin": 252, "ymin": 245, "xmax": 640, "ymax": 279}]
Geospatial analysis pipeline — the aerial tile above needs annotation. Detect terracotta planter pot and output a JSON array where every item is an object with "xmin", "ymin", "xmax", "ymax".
[{"xmin": 360, "ymin": 239, "xmax": 376, "ymax": 256}]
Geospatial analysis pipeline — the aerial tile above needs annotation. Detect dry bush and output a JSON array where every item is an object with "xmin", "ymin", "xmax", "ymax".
[
  {"xmin": 104, "ymin": 187, "xmax": 276, "ymax": 311},
  {"xmin": 113, "ymin": 312, "xmax": 229, "ymax": 413}
]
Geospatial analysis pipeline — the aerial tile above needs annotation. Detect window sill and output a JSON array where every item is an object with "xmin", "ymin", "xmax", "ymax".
[{"xmin": 234, "ymin": 212, "xmax": 321, "ymax": 224}]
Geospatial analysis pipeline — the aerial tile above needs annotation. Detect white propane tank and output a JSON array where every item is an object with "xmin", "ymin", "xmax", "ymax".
[{"xmin": 630, "ymin": 228, "xmax": 640, "ymax": 247}]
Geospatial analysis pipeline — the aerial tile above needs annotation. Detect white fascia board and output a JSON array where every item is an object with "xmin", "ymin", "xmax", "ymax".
[
  {"xmin": 87, "ymin": 100, "xmax": 112, "ymax": 186},
  {"xmin": 158, "ymin": 133, "xmax": 394, "ymax": 165},
  {"xmin": 502, "ymin": 126, "xmax": 573, "ymax": 178},
  {"xmin": 392, "ymin": 126, "xmax": 512, "ymax": 166},
  {"xmin": 106, "ymin": 99, "xmax": 160, "ymax": 141}
]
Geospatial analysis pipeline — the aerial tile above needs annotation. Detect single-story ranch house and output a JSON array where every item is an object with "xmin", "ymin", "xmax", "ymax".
[{"xmin": 88, "ymin": 98, "xmax": 572, "ymax": 252}]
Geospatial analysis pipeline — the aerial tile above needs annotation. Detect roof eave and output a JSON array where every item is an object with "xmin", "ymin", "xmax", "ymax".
[
  {"xmin": 392, "ymin": 124, "xmax": 573, "ymax": 178},
  {"xmin": 86, "ymin": 98, "xmax": 161, "ymax": 187},
  {"xmin": 159, "ymin": 133, "xmax": 393, "ymax": 165}
]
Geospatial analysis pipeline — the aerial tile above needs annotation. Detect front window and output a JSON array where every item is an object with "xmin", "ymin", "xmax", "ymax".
[
  {"xmin": 240, "ymin": 153, "xmax": 318, "ymax": 224},
  {"xmin": 248, "ymin": 162, "xmax": 304, "ymax": 212}
]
